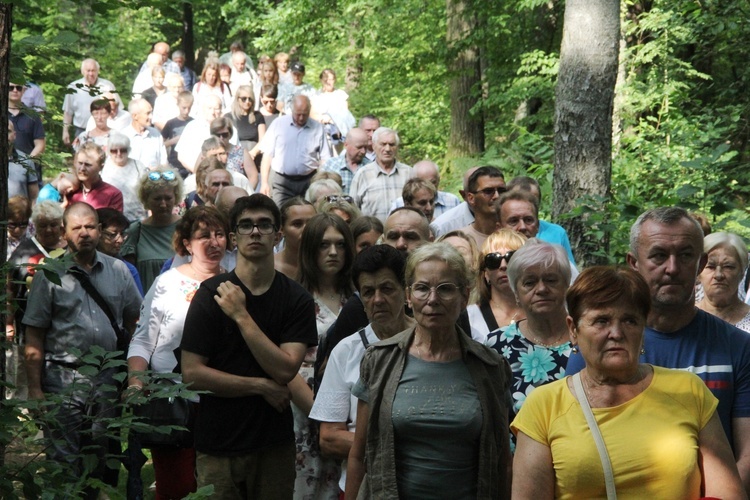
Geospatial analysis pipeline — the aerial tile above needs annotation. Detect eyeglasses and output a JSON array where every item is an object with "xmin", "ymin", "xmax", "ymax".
[
  {"xmin": 102, "ymin": 230, "xmax": 128, "ymax": 242},
  {"xmin": 7, "ymin": 222, "xmax": 29, "ymax": 230},
  {"xmin": 472, "ymin": 187, "xmax": 507, "ymax": 197},
  {"xmin": 110, "ymin": 148, "xmax": 128, "ymax": 154},
  {"xmin": 148, "ymin": 171, "xmax": 176, "ymax": 182},
  {"xmin": 238, "ymin": 96, "xmax": 253, "ymax": 103},
  {"xmin": 9, "ymin": 85, "xmax": 23, "ymax": 92},
  {"xmin": 409, "ymin": 282, "xmax": 462, "ymax": 301},
  {"xmin": 235, "ymin": 220, "xmax": 277, "ymax": 235},
  {"xmin": 216, "ymin": 131, "xmax": 230, "ymax": 139},
  {"xmin": 484, "ymin": 251, "xmax": 515, "ymax": 270},
  {"xmin": 325, "ymin": 195, "xmax": 354, "ymax": 204}
]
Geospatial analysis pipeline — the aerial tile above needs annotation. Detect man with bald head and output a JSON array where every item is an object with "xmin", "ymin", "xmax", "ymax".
[
  {"xmin": 123, "ymin": 98, "xmax": 167, "ymax": 169},
  {"xmin": 138, "ymin": 42, "xmax": 180, "ymax": 75},
  {"xmin": 321, "ymin": 127, "xmax": 371, "ymax": 194},
  {"xmin": 24, "ymin": 202, "xmax": 141, "ymax": 495},
  {"xmin": 62, "ymin": 58, "xmax": 121, "ymax": 146},
  {"xmin": 389, "ymin": 160, "xmax": 461, "ymax": 219},
  {"xmin": 259, "ymin": 94, "xmax": 331, "ymax": 206},
  {"xmin": 175, "ymin": 94, "xmax": 226, "ymax": 173}
]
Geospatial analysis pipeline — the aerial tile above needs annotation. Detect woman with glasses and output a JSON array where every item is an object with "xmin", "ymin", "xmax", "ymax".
[
  {"xmin": 127, "ymin": 206, "xmax": 229, "ymax": 500},
  {"xmin": 96, "ymin": 208, "xmax": 144, "ymax": 296},
  {"xmin": 467, "ymin": 229, "xmax": 527, "ymax": 343},
  {"xmin": 485, "ymin": 238, "xmax": 572, "ymax": 449},
  {"xmin": 293, "ymin": 213, "xmax": 356, "ymax": 499},
  {"xmin": 102, "ymin": 132, "xmax": 147, "ymax": 222},
  {"xmin": 347, "ymin": 242, "xmax": 512, "ymax": 498},
  {"xmin": 226, "ymin": 85, "xmax": 266, "ymax": 166},
  {"xmin": 697, "ymin": 232, "xmax": 750, "ymax": 332},
  {"xmin": 209, "ymin": 117, "xmax": 256, "ymax": 189},
  {"xmin": 122, "ymin": 166, "xmax": 184, "ymax": 292}
]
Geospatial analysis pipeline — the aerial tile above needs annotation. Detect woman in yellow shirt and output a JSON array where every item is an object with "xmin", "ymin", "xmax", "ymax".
[{"xmin": 512, "ymin": 266, "xmax": 745, "ymax": 499}]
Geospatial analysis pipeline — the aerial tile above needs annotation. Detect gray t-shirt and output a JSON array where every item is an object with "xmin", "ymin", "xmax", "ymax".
[{"xmin": 391, "ymin": 355, "xmax": 481, "ymax": 499}]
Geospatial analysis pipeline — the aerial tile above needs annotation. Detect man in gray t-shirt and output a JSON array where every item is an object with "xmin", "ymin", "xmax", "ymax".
[{"xmin": 24, "ymin": 203, "xmax": 141, "ymax": 491}]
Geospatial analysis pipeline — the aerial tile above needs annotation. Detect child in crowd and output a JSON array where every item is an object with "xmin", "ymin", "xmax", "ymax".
[
  {"xmin": 37, "ymin": 172, "xmax": 79, "ymax": 206},
  {"xmin": 162, "ymin": 91, "xmax": 195, "ymax": 178}
]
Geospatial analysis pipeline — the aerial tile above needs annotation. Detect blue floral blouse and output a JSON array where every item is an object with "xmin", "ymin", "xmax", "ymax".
[{"xmin": 486, "ymin": 320, "xmax": 571, "ymax": 449}]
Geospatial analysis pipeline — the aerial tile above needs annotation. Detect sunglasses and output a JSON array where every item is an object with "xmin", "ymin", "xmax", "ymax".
[
  {"xmin": 216, "ymin": 131, "xmax": 230, "ymax": 139},
  {"xmin": 110, "ymin": 148, "xmax": 128, "ymax": 154},
  {"xmin": 472, "ymin": 187, "xmax": 507, "ymax": 197},
  {"xmin": 325, "ymin": 195, "xmax": 354, "ymax": 204},
  {"xmin": 148, "ymin": 171, "xmax": 176, "ymax": 182},
  {"xmin": 238, "ymin": 96, "xmax": 253, "ymax": 103},
  {"xmin": 484, "ymin": 251, "xmax": 515, "ymax": 270},
  {"xmin": 9, "ymin": 85, "xmax": 23, "ymax": 92}
]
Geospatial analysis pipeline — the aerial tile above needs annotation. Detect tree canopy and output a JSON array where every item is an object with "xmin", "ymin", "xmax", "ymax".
[{"xmin": 10, "ymin": 0, "xmax": 750, "ymax": 262}]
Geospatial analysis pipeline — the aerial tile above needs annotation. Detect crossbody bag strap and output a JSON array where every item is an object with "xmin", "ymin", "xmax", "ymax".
[
  {"xmin": 358, "ymin": 328, "xmax": 370, "ymax": 349},
  {"xmin": 479, "ymin": 301, "xmax": 500, "ymax": 332},
  {"xmin": 69, "ymin": 268, "xmax": 128, "ymax": 352},
  {"xmin": 572, "ymin": 373, "xmax": 617, "ymax": 500}
]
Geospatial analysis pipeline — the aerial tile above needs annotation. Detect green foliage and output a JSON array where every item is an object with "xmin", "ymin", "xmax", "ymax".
[
  {"xmin": 9, "ymin": 0, "xmax": 750, "ymax": 257},
  {"xmin": 0, "ymin": 344, "xmax": 202, "ymax": 498}
]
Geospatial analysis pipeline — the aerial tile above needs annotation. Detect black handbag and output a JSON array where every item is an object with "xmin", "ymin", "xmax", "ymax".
[{"xmin": 133, "ymin": 376, "xmax": 195, "ymax": 449}]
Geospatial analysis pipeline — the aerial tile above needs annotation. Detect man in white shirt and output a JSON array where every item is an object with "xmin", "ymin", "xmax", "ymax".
[
  {"xmin": 62, "ymin": 59, "xmax": 121, "ymax": 146},
  {"xmin": 122, "ymin": 98, "xmax": 167, "ymax": 170}
]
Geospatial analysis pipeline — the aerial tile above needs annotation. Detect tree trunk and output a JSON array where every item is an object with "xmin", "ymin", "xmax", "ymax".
[
  {"xmin": 445, "ymin": 0, "xmax": 484, "ymax": 165},
  {"xmin": 552, "ymin": 0, "xmax": 619, "ymax": 265},
  {"xmin": 0, "ymin": 1, "xmax": 12, "ymax": 461},
  {"xmin": 345, "ymin": 21, "xmax": 362, "ymax": 92},
  {"xmin": 182, "ymin": 2, "xmax": 194, "ymax": 69}
]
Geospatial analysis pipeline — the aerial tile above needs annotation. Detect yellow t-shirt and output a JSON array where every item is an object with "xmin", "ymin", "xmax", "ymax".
[{"xmin": 512, "ymin": 366, "xmax": 718, "ymax": 500}]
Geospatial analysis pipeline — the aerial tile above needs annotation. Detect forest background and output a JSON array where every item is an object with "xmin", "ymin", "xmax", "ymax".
[{"xmin": 9, "ymin": 0, "xmax": 750, "ymax": 264}]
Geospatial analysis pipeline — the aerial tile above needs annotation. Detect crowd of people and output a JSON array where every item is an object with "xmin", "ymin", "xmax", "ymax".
[{"xmin": 5, "ymin": 39, "xmax": 750, "ymax": 500}]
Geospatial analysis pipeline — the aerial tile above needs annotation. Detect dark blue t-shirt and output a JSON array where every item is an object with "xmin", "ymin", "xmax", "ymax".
[{"xmin": 566, "ymin": 308, "xmax": 750, "ymax": 446}]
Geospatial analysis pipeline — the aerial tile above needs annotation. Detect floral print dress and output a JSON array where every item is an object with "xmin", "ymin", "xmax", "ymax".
[
  {"xmin": 292, "ymin": 295, "xmax": 345, "ymax": 500},
  {"xmin": 485, "ymin": 320, "xmax": 571, "ymax": 450}
]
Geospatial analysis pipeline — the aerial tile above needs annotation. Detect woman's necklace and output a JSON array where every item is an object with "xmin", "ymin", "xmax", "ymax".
[{"xmin": 518, "ymin": 319, "xmax": 565, "ymax": 347}]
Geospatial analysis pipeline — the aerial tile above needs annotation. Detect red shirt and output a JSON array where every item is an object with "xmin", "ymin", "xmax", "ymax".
[{"xmin": 68, "ymin": 179, "xmax": 124, "ymax": 212}]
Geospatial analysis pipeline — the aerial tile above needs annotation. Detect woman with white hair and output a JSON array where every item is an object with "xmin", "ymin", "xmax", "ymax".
[
  {"xmin": 485, "ymin": 238, "xmax": 572, "ymax": 449},
  {"xmin": 697, "ymin": 231, "xmax": 750, "ymax": 331},
  {"xmin": 101, "ymin": 132, "xmax": 146, "ymax": 222}
]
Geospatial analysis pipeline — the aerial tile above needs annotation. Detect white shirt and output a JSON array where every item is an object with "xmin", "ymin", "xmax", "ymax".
[
  {"xmin": 122, "ymin": 125, "xmax": 167, "ymax": 170},
  {"xmin": 101, "ymin": 158, "xmax": 146, "ymax": 222},
  {"xmin": 175, "ymin": 119, "xmax": 239, "ymax": 173},
  {"xmin": 309, "ymin": 324, "xmax": 378, "ymax": 491},
  {"xmin": 62, "ymin": 77, "xmax": 121, "ymax": 129},
  {"xmin": 429, "ymin": 201, "xmax": 474, "ymax": 237}
]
